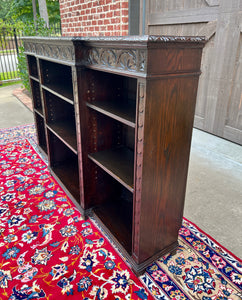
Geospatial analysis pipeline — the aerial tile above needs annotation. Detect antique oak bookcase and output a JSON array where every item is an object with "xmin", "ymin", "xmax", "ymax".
[{"xmin": 23, "ymin": 36, "xmax": 205, "ymax": 275}]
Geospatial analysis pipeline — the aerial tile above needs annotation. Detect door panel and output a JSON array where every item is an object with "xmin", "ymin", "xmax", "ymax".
[{"xmin": 144, "ymin": 0, "xmax": 242, "ymax": 144}]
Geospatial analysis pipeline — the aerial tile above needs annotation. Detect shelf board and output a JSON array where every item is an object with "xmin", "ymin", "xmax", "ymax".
[
  {"xmin": 51, "ymin": 161, "xmax": 80, "ymax": 201},
  {"xmin": 30, "ymin": 75, "xmax": 39, "ymax": 82},
  {"xmin": 88, "ymin": 147, "xmax": 134, "ymax": 192},
  {"xmin": 42, "ymin": 84, "xmax": 74, "ymax": 104},
  {"xmin": 93, "ymin": 199, "xmax": 133, "ymax": 255},
  {"xmin": 47, "ymin": 121, "xmax": 77, "ymax": 154},
  {"xmin": 86, "ymin": 64, "xmax": 145, "ymax": 79},
  {"xmin": 86, "ymin": 100, "xmax": 136, "ymax": 128},
  {"xmin": 34, "ymin": 107, "xmax": 44, "ymax": 117},
  {"xmin": 38, "ymin": 144, "xmax": 48, "ymax": 156}
]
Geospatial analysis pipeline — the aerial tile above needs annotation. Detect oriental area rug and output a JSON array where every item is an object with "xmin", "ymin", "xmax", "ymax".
[{"xmin": 0, "ymin": 124, "xmax": 241, "ymax": 300}]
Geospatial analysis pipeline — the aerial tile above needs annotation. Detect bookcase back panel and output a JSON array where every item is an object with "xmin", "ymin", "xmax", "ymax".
[
  {"xmin": 92, "ymin": 173, "xmax": 133, "ymax": 254},
  {"xmin": 85, "ymin": 69, "xmax": 137, "ymax": 126},
  {"xmin": 40, "ymin": 60, "xmax": 74, "ymax": 101},
  {"xmin": 93, "ymin": 114, "xmax": 135, "ymax": 152},
  {"xmin": 44, "ymin": 91, "xmax": 75, "ymax": 125},
  {"xmin": 27, "ymin": 55, "xmax": 38, "ymax": 78},
  {"xmin": 48, "ymin": 130, "xmax": 80, "ymax": 201},
  {"xmin": 83, "ymin": 110, "xmax": 135, "ymax": 198},
  {"xmin": 30, "ymin": 80, "xmax": 41, "ymax": 111},
  {"xmin": 82, "ymin": 160, "xmax": 124, "ymax": 206},
  {"xmin": 35, "ymin": 114, "xmax": 47, "ymax": 153}
]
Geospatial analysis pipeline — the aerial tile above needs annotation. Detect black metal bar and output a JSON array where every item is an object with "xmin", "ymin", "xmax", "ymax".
[
  {"xmin": 3, "ymin": 30, "xmax": 11, "ymax": 79},
  {"xmin": 0, "ymin": 27, "xmax": 21, "ymax": 81},
  {"xmin": 3, "ymin": 30, "xmax": 9, "ymax": 80},
  {"xmin": 14, "ymin": 28, "xmax": 19, "ymax": 56},
  {"xmin": 9, "ymin": 29, "xmax": 15, "ymax": 80},
  {"xmin": 0, "ymin": 31, "xmax": 6, "ymax": 81},
  {"xmin": 8, "ymin": 29, "xmax": 15, "ymax": 79}
]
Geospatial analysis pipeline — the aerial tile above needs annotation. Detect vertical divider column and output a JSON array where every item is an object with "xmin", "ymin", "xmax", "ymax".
[
  {"xmin": 37, "ymin": 57, "xmax": 50, "ymax": 161},
  {"xmin": 132, "ymin": 78, "xmax": 146, "ymax": 263},
  {"xmin": 72, "ymin": 64, "xmax": 86, "ymax": 215}
]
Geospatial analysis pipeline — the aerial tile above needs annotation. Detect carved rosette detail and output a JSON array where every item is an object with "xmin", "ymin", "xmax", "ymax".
[
  {"xmin": 24, "ymin": 42, "xmax": 31, "ymax": 53},
  {"xmin": 62, "ymin": 46, "xmax": 74, "ymax": 61},
  {"xmin": 54, "ymin": 46, "xmax": 61, "ymax": 59},
  {"xmin": 133, "ymin": 82, "xmax": 145, "ymax": 258},
  {"xmin": 87, "ymin": 48, "xmax": 100, "ymax": 65},
  {"xmin": 100, "ymin": 49, "xmax": 116, "ymax": 67},
  {"xmin": 31, "ymin": 43, "xmax": 36, "ymax": 53},
  {"xmin": 138, "ymin": 50, "xmax": 146, "ymax": 72},
  {"xmin": 117, "ymin": 50, "xmax": 136, "ymax": 71}
]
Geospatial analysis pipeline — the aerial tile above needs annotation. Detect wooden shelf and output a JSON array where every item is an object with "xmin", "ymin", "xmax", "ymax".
[
  {"xmin": 93, "ymin": 199, "xmax": 133, "ymax": 254},
  {"xmin": 31, "ymin": 80, "xmax": 42, "ymax": 113},
  {"xmin": 86, "ymin": 64, "xmax": 145, "ymax": 78},
  {"xmin": 30, "ymin": 75, "xmax": 39, "ymax": 82},
  {"xmin": 88, "ymin": 147, "xmax": 134, "ymax": 192},
  {"xmin": 47, "ymin": 121, "xmax": 77, "ymax": 154},
  {"xmin": 52, "ymin": 160, "xmax": 80, "ymax": 201},
  {"xmin": 42, "ymin": 84, "xmax": 74, "ymax": 104},
  {"xmin": 34, "ymin": 108, "xmax": 44, "ymax": 117},
  {"xmin": 39, "ymin": 144, "xmax": 48, "ymax": 156},
  {"xmin": 86, "ymin": 100, "xmax": 136, "ymax": 128}
]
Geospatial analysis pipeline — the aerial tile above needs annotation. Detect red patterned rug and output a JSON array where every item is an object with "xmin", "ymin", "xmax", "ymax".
[{"xmin": 0, "ymin": 125, "xmax": 241, "ymax": 300}]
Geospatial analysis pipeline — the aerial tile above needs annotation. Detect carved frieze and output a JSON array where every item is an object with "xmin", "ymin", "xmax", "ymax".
[
  {"xmin": 87, "ymin": 48, "xmax": 146, "ymax": 73},
  {"xmin": 24, "ymin": 42, "xmax": 75, "ymax": 62},
  {"xmin": 24, "ymin": 42, "xmax": 36, "ymax": 54}
]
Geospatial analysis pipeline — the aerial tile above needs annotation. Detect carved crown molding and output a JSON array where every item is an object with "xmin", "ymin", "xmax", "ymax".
[
  {"xmin": 148, "ymin": 36, "xmax": 206, "ymax": 43},
  {"xmin": 75, "ymin": 35, "xmax": 206, "ymax": 43}
]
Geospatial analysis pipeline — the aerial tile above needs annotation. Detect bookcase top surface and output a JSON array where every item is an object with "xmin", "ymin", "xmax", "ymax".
[{"xmin": 22, "ymin": 35, "xmax": 206, "ymax": 45}]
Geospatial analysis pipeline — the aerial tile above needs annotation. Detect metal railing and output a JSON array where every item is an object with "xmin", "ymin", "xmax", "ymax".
[
  {"xmin": 0, "ymin": 28, "xmax": 20, "ymax": 82},
  {"xmin": 50, "ymin": 22, "xmax": 62, "ymax": 36},
  {"xmin": 0, "ymin": 23, "xmax": 62, "ymax": 83}
]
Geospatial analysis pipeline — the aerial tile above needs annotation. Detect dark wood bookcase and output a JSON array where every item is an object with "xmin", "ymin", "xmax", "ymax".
[
  {"xmin": 24, "ymin": 35, "xmax": 205, "ymax": 275},
  {"xmin": 24, "ymin": 38, "xmax": 84, "ymax": 206}
]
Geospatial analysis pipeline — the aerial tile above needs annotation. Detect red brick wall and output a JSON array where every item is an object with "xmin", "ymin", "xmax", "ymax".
[{"xmin": 59, "ymin": 0, "xmax": 129, "ymax": 37}]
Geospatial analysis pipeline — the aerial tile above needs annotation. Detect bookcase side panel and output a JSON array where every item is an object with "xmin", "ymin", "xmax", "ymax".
[
  {"xmin": 73, "ymin": 67, "xmax": 85, "ymax": 206},
  {"xmin": 147, "ymin": 46, "xmax": 204, "ymax": 75},
  {"xmin": 134, "ymin": 75, "xmax": 200, "ymax": 264}
]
